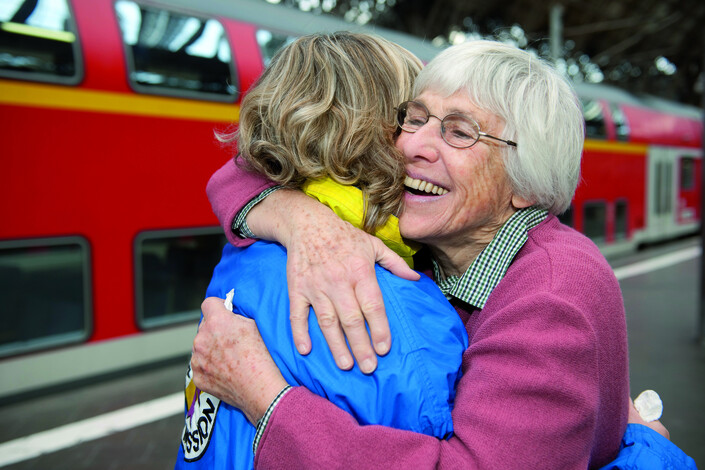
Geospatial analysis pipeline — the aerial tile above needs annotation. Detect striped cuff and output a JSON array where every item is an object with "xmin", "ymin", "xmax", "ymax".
[
  {"xmin": 231, "ymin": 186, "xmax": 282, "ymax": 238},
  {"xmin": 253, "ymin": 385, "xmax": 293, "ymax": 455}
]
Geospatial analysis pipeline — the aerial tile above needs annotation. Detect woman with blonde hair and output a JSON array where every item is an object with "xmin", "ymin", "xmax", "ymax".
[{"xmin": 176, "ymin": 32, "xmax": 468, "ymax": 470}]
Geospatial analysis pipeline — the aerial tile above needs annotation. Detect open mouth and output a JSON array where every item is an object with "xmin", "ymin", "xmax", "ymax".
[{"xmin": 404, "ymin": 176, "xmax": 448, "ymax": 195}]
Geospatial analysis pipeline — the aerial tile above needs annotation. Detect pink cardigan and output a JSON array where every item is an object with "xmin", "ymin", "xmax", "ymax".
[{"xmin": 207, "ymin": 159, "xmax": 630, "ymax": 469}]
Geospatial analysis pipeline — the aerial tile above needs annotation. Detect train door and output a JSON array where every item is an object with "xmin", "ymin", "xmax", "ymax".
[
  {"xmin": 646, "ymin": 146, "xmax": 676, "ymax": 241},
  {"xmin": 645, "ymin": 146, "xmax": 701, "ymax": 242}
]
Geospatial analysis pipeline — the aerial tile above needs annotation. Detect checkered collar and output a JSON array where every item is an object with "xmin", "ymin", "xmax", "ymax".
[{"xmin": 432, "ymin": 207, "xmax": 548, "ymax": 309}]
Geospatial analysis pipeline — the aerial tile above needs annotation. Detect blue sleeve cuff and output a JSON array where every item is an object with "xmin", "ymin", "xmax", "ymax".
[{"xmin": 599, "ymin": 424, "xmax": 698, "ymax": 470}]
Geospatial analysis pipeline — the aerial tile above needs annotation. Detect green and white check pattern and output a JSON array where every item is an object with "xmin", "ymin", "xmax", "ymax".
[
  {"xmin": 253, "ymin": 385, "xmax": 292, "ymax": 454},
  {"xmin": 232, "ymin": 186, "xmax": 282, "ymax": 238},
  {"xmin": 433, "ymin": 207, "xmax": 548, "ymax": 309}
]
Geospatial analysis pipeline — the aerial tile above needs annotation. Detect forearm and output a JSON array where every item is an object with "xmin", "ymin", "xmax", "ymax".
[
  {"xmin": 255, "ymin": 387, "xmax": 452, "ymax": 470},
  {"xmin": 256, "ymin": 363, "xmax": 595, "ymax": 469},
  {"xmin": 206, "ymin": 159, "xmax": 277, "ymax": 247},
  {"xmin": 256, "ymin": 298, "xmax": 615, "ymax": 469},
  {"xmin": 245, "ymin": 188, "xmax": 326, "ymax": 246}
]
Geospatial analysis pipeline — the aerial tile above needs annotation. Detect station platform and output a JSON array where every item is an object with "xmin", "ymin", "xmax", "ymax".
[{"xmin": 1, "ymin": 237, "xmax": 703, "ymax": 469}]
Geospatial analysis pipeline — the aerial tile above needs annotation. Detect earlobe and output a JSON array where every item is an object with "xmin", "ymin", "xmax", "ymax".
[{"xmin": 511, "ymin": 194, "xmax": 533, "ymax": 209}]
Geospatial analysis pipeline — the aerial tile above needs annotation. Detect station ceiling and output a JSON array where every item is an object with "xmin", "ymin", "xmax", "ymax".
[{"xmin": 317, "ymin": 0, "xmax": 705, "ymax": 108}]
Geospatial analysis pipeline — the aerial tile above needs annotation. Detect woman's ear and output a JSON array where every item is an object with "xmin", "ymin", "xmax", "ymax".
[{"xmin": 511, "ymin": 194, "xmax": 533, "ymax": 209}]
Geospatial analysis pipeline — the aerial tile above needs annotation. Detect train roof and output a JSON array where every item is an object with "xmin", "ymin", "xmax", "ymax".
[
  {"xmin": 142, "ymin": 0, "xmax": 702, "ymax": 121},
  {"xmin": 573, "ymin": 81, "xmax": 702, "ymax": 120},
  {"xmin": 144, "ymin": 0, "xmax": 444, "ymax": 63},
  {"xmin": 635, "ymin": 95, "xmax": 702, "ymax": 120}
]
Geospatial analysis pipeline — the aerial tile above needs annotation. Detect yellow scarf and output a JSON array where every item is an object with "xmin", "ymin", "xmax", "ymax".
[{"xmin": 302, "ymin": 177, "xmax": 419, "ymax": 268}]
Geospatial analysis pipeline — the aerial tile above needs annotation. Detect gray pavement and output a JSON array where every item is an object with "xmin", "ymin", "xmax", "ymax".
[{"xmin": 611, "ymin": 237, "xmax": 705, "ymax": 464}]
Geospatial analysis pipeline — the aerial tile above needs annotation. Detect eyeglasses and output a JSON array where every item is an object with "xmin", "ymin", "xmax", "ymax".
[{"xmin": 395, "ymin": 101, "xmax": 518, "ymax": 149}]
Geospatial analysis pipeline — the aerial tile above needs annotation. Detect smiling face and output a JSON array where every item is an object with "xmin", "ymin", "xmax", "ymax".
[{"xmin": 396, "ymin": 89, "xmax": 529, "ymax": 273}]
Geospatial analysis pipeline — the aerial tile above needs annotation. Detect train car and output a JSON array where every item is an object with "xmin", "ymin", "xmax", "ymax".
[
  {"xmin": 571, "ymin": 82, "xmax": 702, "ymax": 256},
  {"xmin": 0, "ymin": 0, "xmax": 701, "ymax": 399},
  {"xmin": 0, "ymin": 0, "xmax": 442, "ymax": 400}
]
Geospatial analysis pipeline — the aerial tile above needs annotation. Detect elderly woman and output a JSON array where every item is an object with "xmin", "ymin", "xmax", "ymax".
[{"xmin": 193, "ymin": 40, "xmax": 630, "ymax": 468}]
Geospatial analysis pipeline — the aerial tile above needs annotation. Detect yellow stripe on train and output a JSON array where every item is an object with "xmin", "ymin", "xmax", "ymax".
[
  {"xmin": 583, "ymin": 139, "xmax": 649, "ymax": 154},
  {"xmin": 0, "ymin": 79, "xmax": 240, "ymax": 123}
]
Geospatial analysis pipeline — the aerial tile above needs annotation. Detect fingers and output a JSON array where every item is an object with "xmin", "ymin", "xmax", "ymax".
[
  {"xmin": 354, "ymin": 272, "xmax": 391, "ymax": 357},
  {"xmin": 628, "ymin": 396, "xmax": 671, "ymax": 440},
  {"xmin": 282, "ymin": 212, "xmax": 405, "ymax": 374},
  {"xmin": 321, "ymin": 256, "xmax": 381, "ymax": 373},
  {"xmin": 314, "ymin": 297, "xmax": 357, "ymax": 371},
  {"xmin": 289, "ymin": 293, "xmax": 312, "ymax": 356},
  {"xmin": 373, "ymin": 238, "xmax": 420, "ymax": 282},
  {"xmin": 304, "ymin": 291, "xmax": 359, "ymax": 371},
  {"xmin": 201, "ymin": 296, "xmax": 226, "ymax": 318},
  {"xmin": 292, "ymin": 281, "xmax": 380, "ymax": 373}
]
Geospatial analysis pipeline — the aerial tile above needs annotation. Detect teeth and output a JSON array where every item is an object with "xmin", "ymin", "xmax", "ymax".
[{"xmin": 404, "ymin": 176, "xmax": 448, "ymax": 195}]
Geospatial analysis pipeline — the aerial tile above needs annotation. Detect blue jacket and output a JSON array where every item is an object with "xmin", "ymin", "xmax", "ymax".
[
  {"xmin": 598, "ymin": 424, "xmax": 697, "ymax": 470},
  {"xmin": 175, "ymin": 241, "xmax": 469, "ymax": 469}
]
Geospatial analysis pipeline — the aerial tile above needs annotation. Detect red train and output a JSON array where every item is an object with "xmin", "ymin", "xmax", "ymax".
[{"xmin": 0, "ymin": 0, "xmax": 701, "ymax": 398}]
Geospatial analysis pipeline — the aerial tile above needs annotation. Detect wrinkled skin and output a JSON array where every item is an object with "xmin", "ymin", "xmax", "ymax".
[{"xmin": 190, "ymin": 297, "xmax": 288, "ymax": 425}]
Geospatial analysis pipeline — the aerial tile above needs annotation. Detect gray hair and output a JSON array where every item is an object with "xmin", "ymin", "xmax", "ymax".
[{"xmin": 414, "ymin": 40, "xmax": 584, "ymax": 215}]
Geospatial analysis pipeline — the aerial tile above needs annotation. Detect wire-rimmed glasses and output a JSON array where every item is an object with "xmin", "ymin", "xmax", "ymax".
[{"xmin": 396, "ymin": 100, "xmax": 518, "ymax": 149}]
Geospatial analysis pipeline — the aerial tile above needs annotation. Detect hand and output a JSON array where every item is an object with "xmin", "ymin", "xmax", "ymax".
[
  {"xmin": 248, "ymin": 189, "xmax": 420, "ymax": 374},
  {"xmin": 628, "ymin": 398, "xmax": 670, "ymax": 440},
  {"xmin": 191, "ymin": 297, "xmax": 288, "ymax": 425}
]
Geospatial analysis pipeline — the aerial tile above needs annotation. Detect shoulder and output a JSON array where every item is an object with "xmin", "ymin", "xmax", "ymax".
[
  {"xmin": 206, "ymin": 241, "xmax": 288, "ymax": 301},
  {"xmin": 509, "ymin": 214, "xmax": 619, "ymax": 293},
  {"xmin": 483, "ymin": 214, "xmax": 625, "ymax": 336}
]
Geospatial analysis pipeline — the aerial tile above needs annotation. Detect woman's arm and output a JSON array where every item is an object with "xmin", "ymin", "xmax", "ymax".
[
  {"xmin": 205, "ymin": 159, "xmax": 277, "ymax": 247},
  {"xmin": 206, "ymin": 159, "xmax": 419, "ymax": 373},
  {"xmin": 193, "ymin": 292, "xmax": 617, "ymax": 469},
  {"xmin": 191, "ymin": 298, "xmax": 288, "ymax": 425}
]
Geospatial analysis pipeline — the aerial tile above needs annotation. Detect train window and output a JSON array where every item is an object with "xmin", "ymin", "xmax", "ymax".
[
  {"xmin": 0, "ymin": 0, "xmax": 82, "ymax": 84},
  {"xmin": 581, "ymin": 99, "xmax": 607, "ymax": 139},
  {"xmin": 680, "ymin": 157, "xmax": 695, "ymax": 190},
  {"xmin": 256, "ymin": 29, "xmax": 295, "ymax": 66},
  {"xmin": 583, "ymin": 201, "xmax": 607, "ymax": 243},
  {"xmin": 608, "ymin": 103, "xmax": 630, "ymax": 142},
  {"xmin": 614, "ymin": 199, "xmax": 628, "ymax": 240},
  {"xmin": 0, "ymin": 237, "xmax": 91, "ymax": 358},
  {"xmin": 115, "ymin": 0, "xmax": 236, "ymax": 101},
  {"xmin": 135, "ymin": 228, "xmax": 226, "ymax": 329}
]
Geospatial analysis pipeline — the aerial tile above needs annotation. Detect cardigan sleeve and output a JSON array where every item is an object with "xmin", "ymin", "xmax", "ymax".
[{"xmin": 205, "ymin": 159, "xmax": 277, "ymax": 247}]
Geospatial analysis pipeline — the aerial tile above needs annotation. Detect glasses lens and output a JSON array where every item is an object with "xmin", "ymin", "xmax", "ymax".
[
  {"xmin": 399, "ymin": 102, "xmax": 428, "ymax": 131},
  {"xmin": 442, "ymin": 115, "xmax": 480, "ymax": 148}
]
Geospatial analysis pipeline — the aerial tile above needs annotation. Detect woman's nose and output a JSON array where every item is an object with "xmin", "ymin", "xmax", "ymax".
[{"xmin": 399, "ymin": 122, "xmax": 443, "ymax": 163}]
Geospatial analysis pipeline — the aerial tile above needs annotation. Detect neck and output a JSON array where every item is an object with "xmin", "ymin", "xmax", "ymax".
[
  {"xmin": 429, "ymin": 238, "xmax": 489, "ymax": 278},
  {"xmin": 427, "ymin": 209, "xmax": 517, "ymax": 277}
]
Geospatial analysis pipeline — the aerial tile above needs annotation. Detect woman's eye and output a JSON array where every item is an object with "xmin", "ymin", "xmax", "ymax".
[
  {"xmin": 447, "ymin": 126, "xmax": 475, "ymax": 140},
  {"xmin": 406, "ymin": 117, "xmax": 426, "ymax": 126}
]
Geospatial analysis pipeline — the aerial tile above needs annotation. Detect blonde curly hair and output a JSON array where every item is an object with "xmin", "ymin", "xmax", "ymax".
[{"xmin": 224, "ymin": 32, "xmax": 422, "ymax": 232}]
